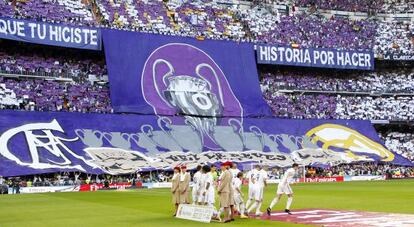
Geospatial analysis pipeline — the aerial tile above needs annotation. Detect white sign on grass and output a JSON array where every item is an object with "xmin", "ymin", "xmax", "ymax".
[{"xmin": 176, "ymin": 204, "xmax": 214, "ymax": 223}]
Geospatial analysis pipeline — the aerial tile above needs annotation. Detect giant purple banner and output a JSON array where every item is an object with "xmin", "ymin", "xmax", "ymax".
[
  {"xmin": 0, "ymin": 110, "xmax": 410, "ymax": 177},
  {"xmin": 102, "ymin": 29, "xmax": 272, "ymax": 117}
]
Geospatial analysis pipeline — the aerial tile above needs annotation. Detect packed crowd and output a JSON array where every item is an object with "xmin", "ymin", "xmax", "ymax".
[
  {"xmin": 240, "ymin": 7, "xmax": 376, "ymax": 50},
  {"xmin": 1, "ymin": 0, "xmax": 414, "ymax": 56},
  {"xmin": 295, "ymin": 0, "xmax": 413, "ymax": 13},
  {"xmin": 0, "ymin": 40, "xmax": 111, "ymax": 113},
  {"xmin": 380, "ymin": 131, "xmax": 414, "ymax": 162},
  {"xmin": 306, "ymin": 163, "xmax": 414, "ymax": 177},
  {"xmin": 261, "ymin": 67, "xmax": 414, "ymax": 121},
  {"xmin": 0, "ymin": 42, "xmax": 107, "ymax": 81},
  {"xmin": 0, "ymin": 76, "xmax": 112, "ymax": 113},
  {"xmin": 264, "ymin": 90, "xmax": 414, "ymax": 121},
  {"xmin": 261, "ymin": 68, "xmax": 414, "ymax": 93},
  {"xmin": 375, "ymin": 21, "xmax": 414, "ymax": 58},
  {"xmin": 0, "ymin": 0, "xmax": 96, "ymax": 26}
]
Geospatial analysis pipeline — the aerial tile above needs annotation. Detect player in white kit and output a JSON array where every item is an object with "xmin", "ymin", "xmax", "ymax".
[
  {"xmin": 267, "ymin": 163, "xmax": 299, "ymax": 215},
  {"xmin": 198, "ymin": 165, "xmax": 215, "ymax": 206},
  {"xmin": 192, "ymin": 165, "xmax": 202, "ymax": 204},
  {"xmin": 245, "ymin": 165, "xmax": 259, "ymax": 211},
  {"xmin": 230, "ymin": 163, "xmax": 240, "ymax": 180},
  {"xmin": 229, "ymin": 163, "xmax": 240, "ymax": 212},
  {"xmin": 247, "ymin": 165, "xmax": 268, "ymax": 216},
  {"xmin": 233, "ymin": 172, "xmax": 248, "ymax": 219}
]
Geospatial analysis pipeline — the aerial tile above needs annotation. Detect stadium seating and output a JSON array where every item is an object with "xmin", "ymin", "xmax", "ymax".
[
  {"xmin": 240, "ymin": 9, "xmax": 376, "ymax": 50},
  {"xmin": 169, "ymin": 1, "xmax": 245, "ymax": 40},
  {"xmin": 261, "ymin": 69, "xmax": 414, "ymax": 121},
  {"xmin": 295, "ymin": 0, "xmax": 413, "ymax": 13},
  {"xmin": 0, "ymin": 41, "xmax": 110, "ymax": 113},
  {"xmin": 13, "ymin": 0, "xmax": 96, "ymax": 26},
  {"xmin": 0, "ymin": 0, "xmax": 409, "ymax": 56},
  {"xmin": 375, "ymin": 21, "xmax": 414, "ymax": 57},
  {"xmin": 0, "ymin": 77, "xmax": 111, "ymax": 113},
  {"xmin": 0, "ymin": 41, "xmax": 107, "ymax": 80},
  {"xmin": 0, "ymin": 0, "xmax": 14, "ymax": 17},
  {"xmin": 97, "ymin": 0, "xmax": 172, "ymax": 32},
  {"xmin": 261, "ymin": 69, "xmax": 414, "ymax": 93},
  {"xmin": 381, "ymin": 132, "xmax": 414, "ymax": 162}
]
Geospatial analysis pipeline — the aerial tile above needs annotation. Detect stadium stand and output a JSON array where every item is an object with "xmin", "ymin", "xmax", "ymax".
[
  {"xmin": 381, "ymin": 132, "xmax": 414, "ymax": 162},
  {"xmin": 0, "ymin": 0, "xmax": 407, "ymax": 56},
  {"xmin": 375, "ymin": 20, "xmax": 414, "ymax": 58},
  {"xmin": 0, "ymin": 40, "xmax": 110, "ymax": 113},
  {"xmin": 0, "ymin": 0, "xmax": 14, "ymax": 17},
  {"xmin": 295, "ymin": 0, "xmax": 413, "ymax": 13},
  {"xmin": 0, "ymin": 76, "xmax": 111, "ymax": 113},
  {"xmin": 261, "ymin": 66, "xmax": 414, "ymax": 121},
  {"xmin": 261, "ymin": 68, "xmax": 414, "ymax": 93},
  {"xmin": 12, "ymin": 0, "xmax": 96, "ymax": 26}
]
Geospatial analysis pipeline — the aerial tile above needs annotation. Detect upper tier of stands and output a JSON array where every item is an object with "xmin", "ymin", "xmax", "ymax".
[{"xmin": 0, "ymin": 0, "xmax": 413, "ymax": 56}]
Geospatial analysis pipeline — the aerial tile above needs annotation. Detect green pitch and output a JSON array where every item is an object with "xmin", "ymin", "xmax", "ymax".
[{"xmin": 0, "ymin": 180, "xmax": 413, "ymax": 227}]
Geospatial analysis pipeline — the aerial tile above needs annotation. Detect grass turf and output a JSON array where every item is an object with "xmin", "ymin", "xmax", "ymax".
[{"xmin": 0, "ymin": 180, "xmax": 413, "ymax": 227}]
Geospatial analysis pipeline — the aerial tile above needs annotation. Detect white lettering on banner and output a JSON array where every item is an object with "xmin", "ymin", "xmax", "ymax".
[
  {"xmin": 37, "ymin": 24, "xmax": 47, "ymax": 40},
  {"xmin": 0, "ymin": 19, "xmax": 25, "ymax": 36},
  {"xmin": 90, "ymin": 29, "xmax": 98, "ymax": 46},
  {"xmin": 285, "ymin": 48, "xmax": 293, "ymax": 62},
  {"xmin": 0, "ymin": 17, "xmax": 100, "ymax": 48},
  {"xmin": 74, "ymin": 28, "xmax": 82, "ymax": 44},
  {"xmin": 304, "ymin": 50, "xmax": 311, "ymax": 63},
  {"xmin": 344, "ymin": 52, "xmax": 352, "ymax": 66},
  {"xmin": 364, "ymin": 54, "xmax": 371, "ymax": 67},
  {"xmin": 259, "ymin": 45, "xmax": 268, "ymax": 61},
  {"xmin": 0, "ymin": 120, "xmax": 99, "ymax": 171},
  {"xmin": 49, "ymin": 25, "xmax": 60, "ymax": 42},
  {"xmin": 176, "ymin": 204, "xmax": 214, "ymax": 223},
  {"xmin": 82, "ymin": 28, "xmax": 90, "ymax": 44},
  {"xmin": 293, "ymin": 49, "xmax": 300, "ymax": 62},
  {"xmin": 62, "ymin": 27, "xmax": 71, "ymax": 42},
  {"xmin": 313, "ymin": 51, "xmax": 320, "ymax": 64},
  {"xmin": 28, "ymin": 22, "xmax": 36, "ymax": 38},
  {"xmin": 270, "ymin": 46, "xmax": 277, "ymax": 61},
  {"xmin": 278, "ymin": 47, "xmax": 285, "ymax": 61},
  {"xmin": 352, "ymin": 53, "xmax": 359, "ymax": 66},
  {"xmin": 327, "ymin": 51, "xmax": 334, "ymax": 65},
  {"xmin": 261, "ymin": 47, "xmax": 372, "ymax": 69}
]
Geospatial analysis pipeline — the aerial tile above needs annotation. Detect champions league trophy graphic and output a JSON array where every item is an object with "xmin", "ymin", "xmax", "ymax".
[{"xmin": 153, "ymin": 59, "xmax": 223, "ymax": 139}]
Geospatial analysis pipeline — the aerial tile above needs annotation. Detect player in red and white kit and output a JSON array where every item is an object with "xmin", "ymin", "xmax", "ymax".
[{"xmin": 267, "ymin": 163, "xmax": 299, "ymax": 215}]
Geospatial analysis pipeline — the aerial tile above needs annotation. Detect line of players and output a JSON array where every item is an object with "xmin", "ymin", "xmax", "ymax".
[{"xmin": 172, "ymin": 161, "xmax": 299, "ymax": 222}]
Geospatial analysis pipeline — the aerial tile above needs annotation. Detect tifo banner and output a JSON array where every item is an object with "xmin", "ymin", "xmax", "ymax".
[
  {"xmin": 256, "ymin": 44, "xmax": 374, "ymax": 70},
  {"xmin": 0, "ymin": 17, "xmax": 101, "ymax": 50},
  {"xmin": 0, "ymin": 110, "xmax": 411, "ymax": 177},
  {"xmin": 102, "ymin": 29, "xmax": 272, "ymax": 117}
]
